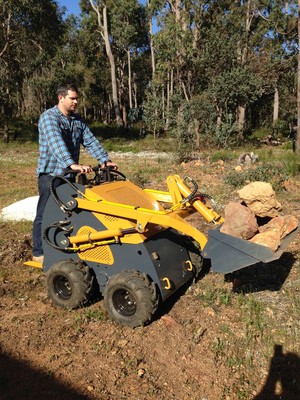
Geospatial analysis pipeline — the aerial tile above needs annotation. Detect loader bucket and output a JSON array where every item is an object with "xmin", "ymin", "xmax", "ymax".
[{"xmin": 203, "ymin": 224, "xmax": 299, "ymax": 274}]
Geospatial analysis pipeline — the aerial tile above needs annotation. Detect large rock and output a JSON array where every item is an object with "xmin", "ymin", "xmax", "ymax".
[
  {"xmin": 250, "ymin": 215, "xmax": 298, "ymax": 252},
  {"xmin": 237, "ymin": 181, "xmax": 282, "ymax": 218},
  {"xmin": 220, "ymin": 201, "xmax": 258, "ymax": 239},
  {"xmin": 220, "ymin": 182, "xmax": 299, "ymax": 253},
  {"xmin": 258, "ymin": 215, "xmax": 298, "ymax": 239},
  {"xmin": 249, "ymin": 230, "xmax": 281, "ymax": 252}
]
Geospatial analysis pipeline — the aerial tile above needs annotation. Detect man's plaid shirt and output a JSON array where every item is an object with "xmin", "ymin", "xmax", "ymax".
[{"xmin": 36, "ymin": 106, "xmax": 110, "ymax": 176}]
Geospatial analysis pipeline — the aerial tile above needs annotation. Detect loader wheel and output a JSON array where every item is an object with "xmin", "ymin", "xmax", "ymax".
[
  {"xmin": 46, "ymin": 260, "xmax": 93, "ymax": 309},
  {"xmin": 184, "ymin": 238, "xmax": 203, "ymax": 278},
  {"xmin": 189, "ymin": 250, "xmax": 203, "ymax": 278},
  {"xmin": 104, "ymin": 270, "xmax": 159, "ymax": 328}
]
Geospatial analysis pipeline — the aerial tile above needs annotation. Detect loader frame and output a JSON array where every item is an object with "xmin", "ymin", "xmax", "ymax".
[{"xmin": 24, "ymin": 168, "xmax": 298, "ymax": 327}]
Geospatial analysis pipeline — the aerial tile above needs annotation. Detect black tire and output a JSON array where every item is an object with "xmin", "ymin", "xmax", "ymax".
[
  {"xmin": 183, "ymin": 237, "xmax": 203, "ymax": 278},
  {"xmin": 189, "ymin": 249, "xmax": 203, "ymax": 278},
  {"xmin": 104, "ymin": 270, "xmax": 159, "ymax": 328},
  {"xmin": 46, "ymin": 260, "xmax": 93, "ymax": 309}
]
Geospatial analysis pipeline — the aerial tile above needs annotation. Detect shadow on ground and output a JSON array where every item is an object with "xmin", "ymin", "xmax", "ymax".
[
  {"xmin": 225, "ymin": 251, "xmax": 296, "ymax": 293},
  {"xmin": 254, "ymin": 344, "xmax": 300, "ymax": 400},
  {"xmin": 0, "ymin": 350, "xmax": 92, "ymax": 400}
]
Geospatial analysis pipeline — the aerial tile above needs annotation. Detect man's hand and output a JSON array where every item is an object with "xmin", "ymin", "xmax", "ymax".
[
  {"xmin": 70, "ymin": 164, "xmax": 92, "ymax": 174},
  {"xmin": 102, "ymin": 161, "xmax": 118, "ymax": 170}
]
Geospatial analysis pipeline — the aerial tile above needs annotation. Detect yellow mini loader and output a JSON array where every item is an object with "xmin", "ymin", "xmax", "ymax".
[{"xmin": 25, "ymin": 167, "xmax": 298, "ymax": 327}]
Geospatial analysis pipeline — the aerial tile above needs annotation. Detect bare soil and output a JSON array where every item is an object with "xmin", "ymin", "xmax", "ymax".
[{"xmin": 0, "ymin": 157, "xmax": 300, "ymax": 400}]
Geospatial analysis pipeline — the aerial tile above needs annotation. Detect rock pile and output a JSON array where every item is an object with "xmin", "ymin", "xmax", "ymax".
[{"xmin": 220, "ymin": 181, "xmax": 298, "ymax": 251}]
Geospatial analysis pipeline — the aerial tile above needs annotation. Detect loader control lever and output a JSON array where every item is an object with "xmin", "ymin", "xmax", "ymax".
[
  {"xmin": 94, "ymin": 164, "xmax": 127, "ymax": 184},
  {"xmin": 59, "ymin": 166, "xmax": 127, "ymax": 186}
]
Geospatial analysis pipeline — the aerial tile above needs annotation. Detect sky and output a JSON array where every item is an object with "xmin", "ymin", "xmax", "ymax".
[
  {"xmin": 57, "ymin": 1, "xmax": 157, "ymax": 32},
  {"xmin": 57, "ymin": 0, "xmax": 147, "ymax": 16},
  {"xmin": 57, "ymin": 0, "xmax": 81, "ymax": 16}
]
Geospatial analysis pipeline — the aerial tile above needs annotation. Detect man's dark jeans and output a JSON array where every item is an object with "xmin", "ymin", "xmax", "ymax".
[{"xmin": 32, "ymin": 174, "xmax": 61, "ymax": 257}]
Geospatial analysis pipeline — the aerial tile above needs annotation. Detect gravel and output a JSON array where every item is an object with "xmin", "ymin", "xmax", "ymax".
[{"xmin": 0, "ymin": 196, "xmax": 38, "ymax": 221}]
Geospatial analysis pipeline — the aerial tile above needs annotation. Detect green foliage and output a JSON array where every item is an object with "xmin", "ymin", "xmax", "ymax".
[
  {"xmin": 214, "ymin": 114, "xmax": 239, "ymax": 148},
  {"xmin": 0, "ymin": 0, "xmax": 66, "ymax": 138},
  {"xmin": 225, "ymin": 162, "xmax": 289, "ymax": 191},
  {"xmin": 249, "ymin": 128, "xmax": 271, "ymax": 141},
  {"xmin": 142, "ymin": 88, "xmax": 165, "ymax": 136},
  {"xmin": 210, "ymin": 67, "xmax": 262, "ymax": 111},
  {"xmin": 109, "ymin": 0, "xmax": 148, "ymax": 50},
  {"xmin": 272, "ymin": 119, "xmax": 291, "ymax": 137},
  {"xmin": 210, "ymin": 150, "xmax": 237, "ymax": 163},
  {"xmin": 1, "ymin": 118, "xmax": 38, "ymax": 142},
  {"xmin": 258, "ymin": 149, "xmax": 300, "ymax": 176},
  {"xmin": 83, "ymin": 308, "xmax": 107, "ymax": 322}
]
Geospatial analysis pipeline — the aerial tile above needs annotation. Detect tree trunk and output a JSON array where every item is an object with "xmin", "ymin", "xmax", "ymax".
[
  {"xmin": 296, "ymin": 0, "xmax": 300, "ymax": 154},
  {"xmin": 237, "ymin": 105, "xmax": 246, "ymax": 135},
  {"xmin": 194, "ymin": 119, "xmax": 200, "ymax": 148},
  {"xmin": 162, "ymin": 86, "xmax": 165, "ymax": 121},
  {"xmin": 166, "ymin": 72, "xmax": 170, "ymax": 130},
  {"xmin": 133, "ymin": 78, "xmax": 138, "ymax": 109},
  {"xmin": 121, "ymin": 104, "xmax": 127, "ymax": 127},
  {"xmin": 89, "ymin": 1, "xmax": 123, "ymax": 126},
  {"xmin": 127, "ymin": 49, "xmax": 133, "ymax": 110},
  {"xmin": 273, "ymin": 87, "xmax": 279, "ymax": 123},
  {"xmin": 236, "ymin": 0, "xmax": 253, "ymax": 135},
  {"xmin": 3, "ymin": 81, "xmax": 11, "ymax": 143},
  {"xmin": 102, "ymin": 6, "xmax": 123, "ymax": 126},
  {"xmin": 148, "ymin": 1, "xmax": 156, "ymax": 79}
]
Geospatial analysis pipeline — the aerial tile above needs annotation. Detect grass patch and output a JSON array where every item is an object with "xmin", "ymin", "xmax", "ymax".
[
  {"xmin": 196, "ymin": 285, "xmax": 232, "ymax": 308},
  {"xmin": 210, "ymin": 150, "xmax": 238, "ymax": 163},
  {"xmin": 225, "ymin": 162, "xmax": 289, "ymax": 191}
]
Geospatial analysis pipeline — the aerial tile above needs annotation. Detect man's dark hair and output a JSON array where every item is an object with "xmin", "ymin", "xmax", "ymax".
[{"xmin": 57, "ymin": 83, "xmax": 78, "ymax": 98}]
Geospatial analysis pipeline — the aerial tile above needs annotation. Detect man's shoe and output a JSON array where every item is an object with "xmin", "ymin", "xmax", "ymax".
[{"xmin": 32, "ymin": 255, "xmax": 44, "ymax": 263}]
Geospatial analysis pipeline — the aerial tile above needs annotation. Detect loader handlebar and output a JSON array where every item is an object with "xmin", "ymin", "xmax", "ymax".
[
  {"xmin": 63, "ymin": 165, "xmax": 127, "ymax": 185},
  {"xmin": 92, "ymin": 165, "xmax": 127, "ymax": 184},
  {"xmin": 49, "ymin": 165, "xmax": 127, "ymax": 215}
]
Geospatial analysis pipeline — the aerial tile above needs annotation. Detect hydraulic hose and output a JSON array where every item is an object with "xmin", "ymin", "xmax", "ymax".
[
  {"xmin": 50, "ymin": 174, "xmax": 85, "ymax": 214},
  {"xmin": 181, "ymin": 177, "xmax": 199, "ymax": 204},
  {"xmin": 43, "ymin": 219, "xmax": 73, "ymax": 251}
]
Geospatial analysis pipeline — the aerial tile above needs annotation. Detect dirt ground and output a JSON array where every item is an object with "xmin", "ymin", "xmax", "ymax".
[{"xmin": 0, "ymin": 157, "xmax": 300, "ymax": 400}]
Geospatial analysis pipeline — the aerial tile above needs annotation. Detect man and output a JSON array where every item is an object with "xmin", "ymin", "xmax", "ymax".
[{"xmin": 32, "ymin": 83, "xmax": 117, "ymax": 262}]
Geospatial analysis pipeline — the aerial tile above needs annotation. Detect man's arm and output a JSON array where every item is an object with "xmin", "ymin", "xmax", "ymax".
[
  {"xmin": 81, "ymin": 124, "xmax": 111, "ymax": 164},
  {"xmin": 39, "ymin": 112, "xmax": 75, "ymax": 169}
]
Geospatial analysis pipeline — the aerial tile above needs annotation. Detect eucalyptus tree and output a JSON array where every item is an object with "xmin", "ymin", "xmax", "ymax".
[
  {"xmin": 232, "ymin": 1, "xmax": 298, "ymax": 132},
  {"xmin": 203, "ymin": 1, "xmax": 279, "ymax": 135},
  {"xmin": 0, "ymin": 0, "xmax": 65, "ymax": 142},
  {"xmin": 45, "ymin": 14, "xmax": 112, "ymax": 122},
  {"xmin": 144, "ymin": 0, "xmax": 201, "ymax": 137},
  {"xmin": 107, "ymin": 0, "xmax": 149, "ymax": 126},
  {"xmin": 80, "ymin": 0, "xmax": 149, "ymax": 127},
  {"xmin": 83, "ymin": 0, "xmax": 123, "ymax": 126},
  {"xmin": 297, "ymin": 0, "xmax": 300, "ymax": 153},
  {"xmin": 144, "ymin": 0, "xmax": 297, "ymax": 151},
  {"xmin": 144, "ymin": 1, "xmax": 240, "ymax": 141}
]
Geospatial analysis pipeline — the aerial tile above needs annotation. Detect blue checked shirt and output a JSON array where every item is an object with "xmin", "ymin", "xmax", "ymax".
[{"xmin": 37, "ymin": 106, "xmax": 110, "ymax": 176}]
